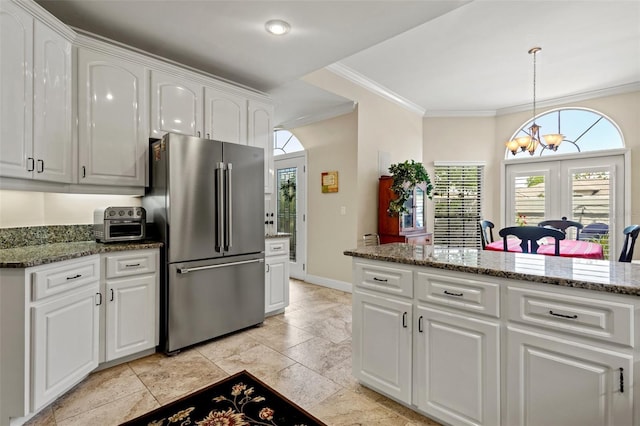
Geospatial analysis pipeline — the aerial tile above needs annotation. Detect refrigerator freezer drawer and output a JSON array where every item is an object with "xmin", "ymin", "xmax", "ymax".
[{"xmin": 166, "ymin": 254, "xmax": 265, "ymax": 352}]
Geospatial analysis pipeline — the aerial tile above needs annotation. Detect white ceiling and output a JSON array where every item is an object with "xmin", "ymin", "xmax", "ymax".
[{"xmin": 36, "ymin": 0, "xmax": 640, "ymax": 127}]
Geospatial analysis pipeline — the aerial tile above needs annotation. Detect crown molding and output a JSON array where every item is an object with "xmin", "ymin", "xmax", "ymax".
[
  {"xmin": 424, "ymin": 110, "xmax": 497, "ymax": 118},
  {"xmin": 73, "ymin": 30, "xmax": 270, "ymax": 101},
  {"xmin": 276, "ymin": 101, "xmax": 356, "ymax": 130},
  {"xmin": 326, "ymin": 63, "xmax": 425, "ymax": 116},
  {"xmin": 496, "ymin": 82, "xmax": 640, "ymax": 116},
  {"xmin": 15, "ymin": 0, "xmax": 76, "ymax": 40}
]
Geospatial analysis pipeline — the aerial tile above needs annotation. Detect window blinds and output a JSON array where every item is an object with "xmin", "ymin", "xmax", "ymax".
[{"xmin": 433, "ymin": 163, "xmax": 484, "ymax": 249}]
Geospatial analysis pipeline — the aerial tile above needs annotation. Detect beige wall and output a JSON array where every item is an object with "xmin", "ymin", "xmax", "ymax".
[
  {"xmin": 301, "ymin": 69, "xmax": 424, "ymax": 285},
  {"xmin": 0, "ymin": 190, "xmax": 141, "ymax": 227},
  {"xmin": 303, "ymin": 69, "xmax": 424, "ymax": 246},
  {"xmin": 424, "ymin": 90, "xmax": 640, "ymax": 232},
  {"xmin": 292, "ymin": 111, "xmax": 358, "ymax": 283}
]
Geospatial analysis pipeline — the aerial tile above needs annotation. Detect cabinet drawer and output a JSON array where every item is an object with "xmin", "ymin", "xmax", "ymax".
[
  {"xmin": 31, "ymin": 256, "xmax": 100, "ymax": 302},
  {"xmin": 415, "ymin": 271, "xmax": 499, "ymax": 317},
  {"xmin": 508, "ymin": 286, "xmax": 634, "ymax": 346},
  {"xmin": 266, "ymin": 238, "xmax": 289, "ymax": 257},
  {"xmin": 105, "ymin": 250, "xmax": 157, "ymax": 279},
  {"xmin": 354, "ymin": 261, "xmax": 413, "ymax": 298}
]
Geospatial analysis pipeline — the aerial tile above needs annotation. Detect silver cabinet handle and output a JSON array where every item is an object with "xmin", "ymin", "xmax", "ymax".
[{"xmin": 178, "ymin": 258, "xmax": 264, "ymax": 274}]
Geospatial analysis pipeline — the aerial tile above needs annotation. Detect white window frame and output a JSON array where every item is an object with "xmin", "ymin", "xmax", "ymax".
[{"xmin": 501, "ymin": 148, "xmax": 631, "ymax": 254}]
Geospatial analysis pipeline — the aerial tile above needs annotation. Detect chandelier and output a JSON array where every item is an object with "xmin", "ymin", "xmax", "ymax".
[{"xmin": 506, "ymin": 47, "xmax": 564, "ymax": 156}]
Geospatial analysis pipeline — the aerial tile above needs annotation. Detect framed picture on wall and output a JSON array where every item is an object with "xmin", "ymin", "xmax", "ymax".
[{"xmin": 321, "ymin": 171, "xmax": 338, "ymax": 193}]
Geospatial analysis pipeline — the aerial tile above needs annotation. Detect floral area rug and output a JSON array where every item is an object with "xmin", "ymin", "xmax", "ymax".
[{"xmin": 120, "ymin": 370, "xmax": 326, "ymax": 426}]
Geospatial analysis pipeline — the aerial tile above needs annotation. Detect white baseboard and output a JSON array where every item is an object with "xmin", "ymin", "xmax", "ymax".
[{"xmin": 304, "ymin": 274, "xmax": 352, "ymax": 293}]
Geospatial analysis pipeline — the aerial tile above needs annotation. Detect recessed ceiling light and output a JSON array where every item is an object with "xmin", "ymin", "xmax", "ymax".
[{"xmin": 265, "ymin": 19, "xmax": 291, "ymax": 36}]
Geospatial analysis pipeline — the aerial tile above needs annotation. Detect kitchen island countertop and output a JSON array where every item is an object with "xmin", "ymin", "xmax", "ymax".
[
  {"xmin": 0, "ymin": 240, "xmax": 163, "ymax": 268},
  {"xmin": 344, "ymin": 243, "xmax": 640, "ymax": 296}
]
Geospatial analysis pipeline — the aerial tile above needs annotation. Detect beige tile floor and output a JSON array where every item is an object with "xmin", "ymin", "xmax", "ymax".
[{"xmin": 25, "ymin": 279, "xmax": 442, "ymax": 426}]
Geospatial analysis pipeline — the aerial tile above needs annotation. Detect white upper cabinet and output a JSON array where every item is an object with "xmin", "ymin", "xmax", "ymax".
[
  {"xmin": 248, "ymin": 100, "xmax": 274, "ymax": 193},
  {"xmin": 33, "ymin": 20, "xmax": 73, "ymax": 183},
  {"xmin": 0, "ymin": 1, "xmax": 33, "ymax": 180},
  {"xmin": 77, "ymin": 47, "xmax": 148, "ymax": 186},
  {"xmin": 0, "ymin": 0, "xmax": 73, "ymax": 183},
  {"xmin": 150, "ymin": 71, "xmax": 203, "ymax": 138},
  {"xmin": 204, "ymin": 86, "xmax": 247, "ymax": 144}
]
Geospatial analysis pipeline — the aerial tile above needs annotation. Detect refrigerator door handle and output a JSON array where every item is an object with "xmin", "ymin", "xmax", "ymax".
[
  {"xmin": 216, "ymin": 162, "xmax": 225, "ymax": 252},
  {"xmin": 177, "ymin": 258, "xmax": 264, "ymax": 274},
  {"xmin": 225, "ymin": 163, "xmax": 233, "ymax": 250}
]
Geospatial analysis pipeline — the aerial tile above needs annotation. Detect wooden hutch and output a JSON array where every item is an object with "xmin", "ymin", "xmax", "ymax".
[{"xmin": 378, "ymin": 175, "xmax": 432, "ymax": 245}]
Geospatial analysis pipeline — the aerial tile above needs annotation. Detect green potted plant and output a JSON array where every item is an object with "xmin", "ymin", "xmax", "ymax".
[{"xmin": 387, "ymin": 160, "xmax": 433, "ymax": 216}]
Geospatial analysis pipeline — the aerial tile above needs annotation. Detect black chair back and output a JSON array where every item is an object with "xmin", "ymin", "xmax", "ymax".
[
  {"xmin": 619, "ymin": 225, "xmax": 640, "ymax": 262},
  {"xmin": 478, "ymin": 220, "xmax": 495, "ymax": 249},
  {"xmin": 499, "ymin": 226, "xmax": 566, "ymax": 255},
  {"xmin": 579, "ymin": 222, "xmax": 609, "ymax": 240},
  {"xmin": 538, "ymin": 218, "xmax": 584, "ymax": 240}
]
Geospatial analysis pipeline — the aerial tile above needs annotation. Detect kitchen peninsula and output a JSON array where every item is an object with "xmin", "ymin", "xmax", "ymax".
[{"xmin": 344, "ymin": 243, "xmax": 640, "ymax": 426}]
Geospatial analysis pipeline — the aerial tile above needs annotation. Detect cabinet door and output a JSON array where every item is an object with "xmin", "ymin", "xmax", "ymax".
[
  {"xmin": 248, "ymin": 100, "xmax": 274, "ymax": 193},
  {"xmin": 352, "ymin": 289, "xmax": 412, "ymax": 403},
  {"xmin": 31, "ymin": 284, "xmax": 99, "ymax": 412},
  {"xmin": 204, "ymin": 86, "xmax": 246, "ymax": 144},
  {"xmin": 507, "ymin": 327, "xmax": 633, "ymax": 426},
  {"xmin": 33, "ymin": 20, "xmax": 72, "ymax": 183},
  {"xmin": 415, "ymin": 305, "xmax": 500, "ymax": 426},
  {"xmin": 0, "ymin": 1, "xmax": 33, "ymax": 179},
  {"xmin": 265, "ymin": 255, "xmax": 289, "ymax": 314},
  {"xmin": 77, "ymin": 48, "xmax": 147, "ymax": 186},
  {"xmin": 150, "ymin": 71, "xmax": 203, "ymax": 138},
  {"xmin": 105, "ymin": 275, "xmax": 156, "ymax": 361}
]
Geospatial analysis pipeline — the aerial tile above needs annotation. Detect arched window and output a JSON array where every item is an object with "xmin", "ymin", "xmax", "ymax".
[
  {"xmin": 274, "ymin": 129, "xmax": 304, "ymax": 157},
  {"xmin": 505, "ymin": 108, "xmax": 624, "ymax": 159},
  {"xmin": 502, "ymin": 107, "xmax": 628, "ymax": 260}
]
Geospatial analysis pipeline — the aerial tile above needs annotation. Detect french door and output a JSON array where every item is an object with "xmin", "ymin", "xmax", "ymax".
[
  {"xmin": 274, "ymin": 152, "xmax": 306, "ymax": 279},
  {"xmin": 505, "ymin": 153, "xmax": 625, "ymax": 259}
]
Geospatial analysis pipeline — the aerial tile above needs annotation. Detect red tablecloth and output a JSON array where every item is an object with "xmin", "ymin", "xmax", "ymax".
[{"xmin": 485, "ymin": 238, "xmax": 604, "ymax": 260}]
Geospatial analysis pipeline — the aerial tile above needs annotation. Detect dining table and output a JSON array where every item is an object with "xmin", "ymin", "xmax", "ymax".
[{"xmin": 484, "ymin": 238, "xmax": 604, "ymax": 260}]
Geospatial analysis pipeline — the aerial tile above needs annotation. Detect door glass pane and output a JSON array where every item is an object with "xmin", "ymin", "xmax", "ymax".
[
  {"xmin": 402, "ymin": 193, "xmax": 415, "ymax": 229},
  {"xmin": 415, "ymin": 188, "xmax": 425, "ymax": 228},
  {"xmin": 571, "ymin": 170, "xmax": 611, "ymax": 259},
  {"xmin": 277, "ymin": 167, "xmax": 296, "ymax": 261},
  {"xmin": 514, "ymin": 174, "xmax": 545, "ymax": 226}
]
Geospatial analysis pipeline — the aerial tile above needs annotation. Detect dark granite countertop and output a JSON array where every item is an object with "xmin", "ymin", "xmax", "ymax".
[
  {"xmin": 344, "ymin": 243, "xmax": 640, "ymax": 296},
  {"xmin": 0, "ymin": 240, "xmax": 163, "ymax": 268}
]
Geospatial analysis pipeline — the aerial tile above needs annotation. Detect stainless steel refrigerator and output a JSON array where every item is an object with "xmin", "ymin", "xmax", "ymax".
[{"xmin": 144, "ymin": 133, "xmax": 265, "ymax": 353}]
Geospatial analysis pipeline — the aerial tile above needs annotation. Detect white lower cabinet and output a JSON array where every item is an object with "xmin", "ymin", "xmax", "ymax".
[
  {"xmin": 415, "ymin": 305, "xmax": 500, "ymax": 426},
  {"xmin": 29, "ymin": 256, "xmax": 100, "ymax": 413},
  {"xmin": 351, "ymin": 257, "xmax": 640, "ymax": 426},
  {"xmin": 506, "ymin": 327, "xmax": 633, "ymax": 426},
  {"xmin": 352, "ymin": 289, "xmax": 413, "ymax": 403},
  {"xmin": 101, "ymin": 249, "xmax": 159, "ymax": 362},
  {"xmin": 265, "ymin": 237, "xmax": 290, "ymax": 316},
  {"xmin": 0, "ymin": 249, "xmax": 159, "ymax": 426}
]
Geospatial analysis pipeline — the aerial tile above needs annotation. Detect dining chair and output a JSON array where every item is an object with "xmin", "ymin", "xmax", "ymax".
[
  {"xmin": 538, "ymin": 217, "xmax": 584, "ymax": 240},
  {"xmin": 499, "ymin": 226, "xmax": 566, "ymax": 255},
  {"xmin": 579, "ymin": 222, "xmax": 609, "ymax": 240},
  {"xmin": 618, "ymin": 225, "xmax": 640, "ymax": 262},
  {"xmin": 478, "ymin": 220, "xmax": 495, "ymax": 249},
  {"xmin": 362, "ymin": 233, "xmax": 380, "ymax": 247}
]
